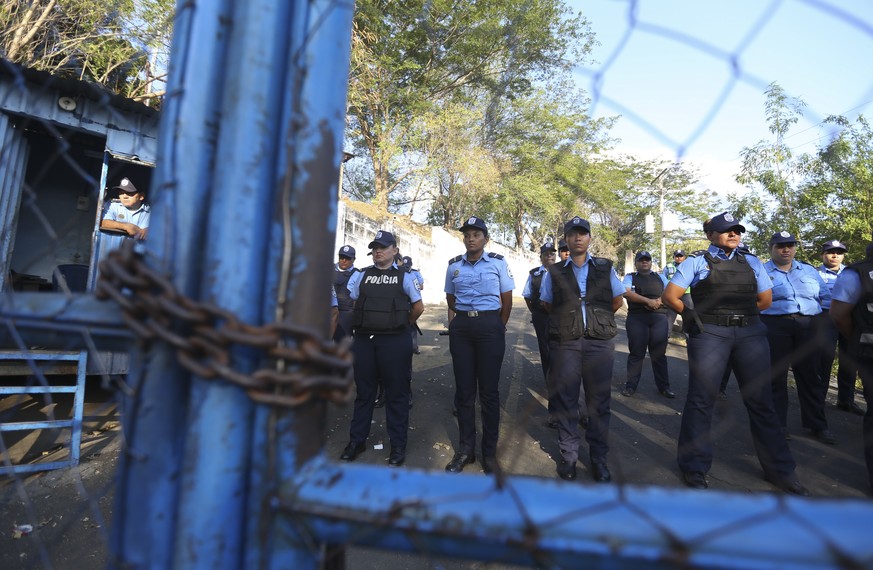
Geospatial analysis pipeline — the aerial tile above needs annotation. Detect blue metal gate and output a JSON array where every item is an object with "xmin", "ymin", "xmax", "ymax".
[{"xmin": 1, "ymin": 0, "xmax": 873, "ymax": 568}]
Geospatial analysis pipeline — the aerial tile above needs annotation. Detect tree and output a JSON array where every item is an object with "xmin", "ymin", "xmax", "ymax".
[
  {"xmin": 797, "ymin": 114, "xmax": 873, "ymax": 261},
  {"xmin": 0, "ymin": 0, "xmax": 174, "ymax": 103},
  {"xmin": 346, "ymin": 0, "xmax": 594, "ymax": 212},
  {"xmin": 734, "ymin": 82, "xmax": 809, "ymax": 251}
]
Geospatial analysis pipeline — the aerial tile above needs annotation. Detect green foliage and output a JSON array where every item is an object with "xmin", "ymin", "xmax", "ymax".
[{"xmin": 0, "ymin": 0, "xmax": 173, "ymax": 102}]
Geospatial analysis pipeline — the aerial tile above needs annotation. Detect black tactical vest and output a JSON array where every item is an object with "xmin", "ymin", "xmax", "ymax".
[
  {"xmin": 627, "ymin": 272, "xmax": 666, "ymax": 314},
  {"xmin": 352, "ymin": 267, "xmax": 410, "ymax": 334},
  {"xmin": 690, "ymin": 252, "xmax": 758, "ymax": 317},
  {"xmin": 547, "ymin": 257, "xmax": 617, "ymax": 341},
  {"xmin": 528, "ymin": 267, "xmax": 547, "ymax": 314},
  {"xmin": 333, "ymin": 267, "xmax": 357, "ymax": 311},
  {"xmin": 847, "ymin": 258, "xmax": 873, "ymax": 359}
]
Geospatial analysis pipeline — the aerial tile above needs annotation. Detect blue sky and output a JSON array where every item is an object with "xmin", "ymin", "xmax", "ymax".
[{"xmin": 570, "ymin": 0, "xmax": 873, "ymax": 196}]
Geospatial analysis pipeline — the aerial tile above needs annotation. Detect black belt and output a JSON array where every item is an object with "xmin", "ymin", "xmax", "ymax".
[
  {"xmin": 763, "ymin": 313, "xmax": 812, "ymax": 319},
  {"xmin": 699, "ymin": 314, "xmax": 759, "ymax": 327},
  {"xmin": 455, "ymin": 309, "xmax": 500, "ymax": 317}
]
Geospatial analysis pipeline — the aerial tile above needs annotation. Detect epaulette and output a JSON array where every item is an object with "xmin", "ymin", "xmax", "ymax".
[
  {"xmin": 487, "ymin": 252, "xmax": 504, "ymax": 260},
  {"xmin": 689, "ymin": 249, "xmax": 707, "ymax": 258},
  {"xmin": 529, "ymin": 267, "xmax": 541, "ymax": 276},
  {"xmin": 448, "ymin": 255, "xmax": 463, "ymax": 264}
]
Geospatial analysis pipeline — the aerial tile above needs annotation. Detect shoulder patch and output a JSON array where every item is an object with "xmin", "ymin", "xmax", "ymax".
[
  {"xmin": 448, "ymin": 255, "xmax": 463, "ymax": 265},
  {"xmin": 487, "ymin": 252, "xmax": 504, "ymax": 260},
  {"xmin": 590, "ymin": 256, "xmax": 612, "ymax": 269}
]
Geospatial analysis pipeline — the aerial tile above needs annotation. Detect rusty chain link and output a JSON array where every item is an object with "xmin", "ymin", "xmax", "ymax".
[{"xmin": 95, "ymin": 241, "xmax": 353, "ymax": 407}]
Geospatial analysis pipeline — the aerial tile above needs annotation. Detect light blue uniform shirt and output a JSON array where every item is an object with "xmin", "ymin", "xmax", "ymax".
[
  {"xmin": 101, "ymin": 201, "xmax": 151, "ymax": 253},
  {"xmin": 622, "ymin": 272, "xmax": 669, "ymax": 290},
  {"xmin": 817, "ymin": 264, "xmax": 844, "ymax": 310},
  {"xmin": 669, "ymin": 245, "xmax": 772, "ymax": 294},
  {"xmin": 330, "ymin": 285, "xmax": 338, "ymax": 307},
  {"xmin": 539, "ymin": 257, "xmax": 625, "ymax": 328},
  {"xmin": 444, "ymin": 252, "xmax": 515, "ymax": 311},
  {"xmin": 347, "ymin": 263, "xmax": 422, "ymax": 303},
  {"xmin": 522, "ymin": 265, "xmax": 547, "ymax": 299},
  {"xmin": 761, "ymin": 259, "xmax": 829, "ymax": 316},
  {"xmin": 832, "ymin": 268, "xmax": 863, "ymax": 304},
  {"xmin": 410, "ymin": 268, "xmax": 424, "ymax": 291}
]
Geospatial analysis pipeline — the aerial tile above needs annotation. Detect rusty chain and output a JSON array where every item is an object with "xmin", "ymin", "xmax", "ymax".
[{"xmin": 94, "ymin": 241, "xmax": 354, "ymax": 407}]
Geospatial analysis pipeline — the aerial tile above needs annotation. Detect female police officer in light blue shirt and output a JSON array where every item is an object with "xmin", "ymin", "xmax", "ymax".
[
  {"xmin": 761, "ymin": 231, "xmax": 834, "ymax": 444},
  {"xmin": 443, "ymin": 216, "xmax": 514, "ymax": 475},
  {"xmin": 662, "ymin": 213, "xmax": 807, "ymax": 495}
]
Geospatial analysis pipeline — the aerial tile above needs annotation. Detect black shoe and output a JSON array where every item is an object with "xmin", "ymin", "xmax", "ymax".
[
  {"xmin": 811, "ymin": 428, "xmax": 837, "ymax": 445},
  {"xmin": 482, "ymin": 456, "xmax": 499, "ymax": 475},
  {"xmin": 547, "ymin": 418, "xmax": 559, "ymax": 429},
  {"xmin": 557, "ymin": 459, "xmax": 577, "ymax": 481},
  {"xmin": 340, "ymin": 441, "xmax": 365, "ymax": 462},
  {"xmin": 682, "ymin": 471, "xmax": 708, "ymax": 489},
  {"xmin": 374, "ymin": 389, "xmax": 385, "ymax": 408},
  {"xmin": 452, "ymin": 407, "xmax": 458, "ymax": 417},
  {"xmin": 620, "ymin": 387, "xmax": 635, "ymax": 397},
  {"xmin": 766, "ymin": 475, "xmax": 810, "ymax": 496},
  {"xmin": 579, "ymin": 415, "xmax": 589, "ymax": 430},
  {"xmin": 659, "ymin": 388, "xmax": 676, "ymax": 399},
  {"xmin": 836, "ymin": 401, "xmax": 865, "ymax": 416},
  {"xmin": 445, "ymin": 452, "xmax": 475, "ymax": 473},
  {"xmin": 591, "ymin": 461, "xmax": 611, "ymax": 483},
  {"xmin": 388, "ymin": 447, "xmax": 405, "ymax": 467},
  {"xmin": 413, "ymin": 349, "xmax": 421, "ymax": 355}
]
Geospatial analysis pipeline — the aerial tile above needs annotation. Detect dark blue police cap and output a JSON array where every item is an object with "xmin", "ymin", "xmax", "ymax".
[
  {"xmin": 635, "ymin": 250, "xmax": 652, "ymax": 261},
  {"xmin": 540, "ymin": 241, "xmax": 556, "ymax": 254},
  {"xmin": 459, "ymin": 216, "xmax": 488, "ymax": 233},
  {"xmin": 113, "ymin": 177, "xmax": 140, "ymax": 194},
  {"xmin": 706, "ymin": 212, "xmax": 746, "ymax": 233},
  {"xmin": 769, "ymin": 231, "xmax": 797, "ymax": 245},
  {"xmin": 821, "ymin": 239, "xmax": 847, "ymax": 253},
  {"xmin": 558, "ymin": 239, "xmax": 568, "ymax": 251},
  {"xmin": 563, "ymin": 216, "xmax": 591, "ymax": 234},
  {"xmin": 367, "ymin": 230, "xmax": 397, "ymax": 249},
  {"xmin": 338, "ymin": 245, "xmax": 356, "ymax": 259}
]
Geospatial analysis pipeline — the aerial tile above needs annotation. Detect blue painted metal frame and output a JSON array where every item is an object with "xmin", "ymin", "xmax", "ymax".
[{"xmin": 0, "ymin": 350, "xmax": 87, "ymax": 474}]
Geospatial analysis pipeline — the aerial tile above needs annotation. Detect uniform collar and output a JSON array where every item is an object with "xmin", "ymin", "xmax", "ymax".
[
  {"xmin": 707, "ymin": 244, "xmax": 737, "ymax": 259},
  {"xmin": 766, "ymin": 259, "xmax": 800, "ymax": 272},
  {"xmin": 463, "ymin": 252, "xmax": 490, "ymax": 263},
  {"xmin": 563, "ymin": 255, "xmax": 591, "ymax": 269},
  {"xmin": 819, "ymin": 264, "xmax": 843, "ymax": 274}
]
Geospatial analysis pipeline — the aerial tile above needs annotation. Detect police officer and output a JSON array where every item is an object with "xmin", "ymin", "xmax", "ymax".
[
  {"xmin": 761, "ymin": 231, "xmax": 837, "ymax": 445},
  {"xmin": 558, "ymin": 239, "xmax": 570, "ymax": 262},
  {"xmin": 523, "ymin": 241, "xmax": 558, "ymax": 427},
  {"xmin": 762, "ymin": 231, "xmax": 834, "ymax": 444},
  {"xmin": 339, "ymin": 230, "xmax": 424, "ymax": 467},
  {"xmin": 621, "ymin": 250, "xmax": 675, "ymax": 399},
  {"xmin": 662, "ymin": 213, "xmax": 808, "ymax": 495},
  {"xmin": 663, "ymin": 250, "xmax": 690, "ymax": 332},
  {"xmin": 444, "ymin": 216, "xmax": 515, "ymax": 474},
  {"xmin": 539, "ymin": 217, "xmax": 625, "ymax": 483},
  {"xmin": 829, "ymin": 249, "xmax": 873, "ymax": 491},
  {"xmin": 333, "ymin": 245, "xmax": 357, "ymax": 341},
  {"xmin": 817, "ymin": 239, "xmax": 864, "ymax": 415}
]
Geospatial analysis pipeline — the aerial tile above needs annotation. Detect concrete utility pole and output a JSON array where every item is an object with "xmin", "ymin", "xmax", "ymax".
[{"xmin": 652, "ymin": 166, "xmax": 670, "ymax": 269}]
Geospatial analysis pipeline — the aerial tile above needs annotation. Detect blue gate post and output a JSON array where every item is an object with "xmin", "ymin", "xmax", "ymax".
[{"xmin": 110, "ymin": 0, "xmax": 353, "ymax": 568}]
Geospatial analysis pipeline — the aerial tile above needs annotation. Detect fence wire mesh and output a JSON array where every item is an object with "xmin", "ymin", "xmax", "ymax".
[{"xmin": 1, "ymin": 0, "xmax": 872, "ymax": 569}]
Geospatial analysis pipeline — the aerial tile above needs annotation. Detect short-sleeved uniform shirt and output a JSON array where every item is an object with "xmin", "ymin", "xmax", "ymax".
[
  {"xmin": 817, "ymin": 264, "xmax": 844, "ymax": 310},
  {"xmin": 668, "ymin": 244, "xmax": 772, "ymax": 294},
  {"xmin": 539, "ymin": 257, "xmax": 625, "ymax": 328},
  {"xmin": 761, "ymin": 259, "xmax": 829, "ymax": 316},
  {"xmin": 831, "ymin": 268, "xmax": 864, "ymax": 304},
  {"xmin": 347, "ymin": 263, "xmax": 423, "ymax": 304},
  {"xmin": 622, "ymin": 272, "xmax": 669, "ymax": 290},
  {"xmin": 101, "ymin": 200, "xmax": 151, "ymax": 253},
  {"xmin": 444, "ymin": 253, "xmax": 515, "ymax": 311},
  {"xmin": 522, "ymin": 265, "xmax": 548, "ymax": 299}
]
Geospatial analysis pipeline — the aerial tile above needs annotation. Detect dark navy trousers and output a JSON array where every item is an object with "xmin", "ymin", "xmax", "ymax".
[
  {"xmin": 762, "ymin": 314, "xmax": 828, "ymax": 431},
  {"xmin": 549, "ymin": 336, "xmax": 614, "ymax": 464},
  {"xmin": 531, "ymin": 310, "xmax": 555, "ymax": 416},
  {"xmin": 817, "ymin": 310, "xmax": 860, "ymax": 405},
  {"xmin": 624, "ymin": 311, "xmax": 670, "ymax": 392},
  {"xmin": 449, "ymin": 312, "xmax": 505, "ymax": 458},
  {"xmin": 678, "ymin": 320, "xmax": 796, "ymax": 479},
  {"xmin": 856, "ymin": 356, "xmax": 873, "ymax": 490},
  {"xmin": 349, "ymin": 331, "xmax": 413, "ymax": 449}
]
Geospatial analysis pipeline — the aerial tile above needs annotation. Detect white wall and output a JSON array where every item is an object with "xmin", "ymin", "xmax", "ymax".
[{"xmin": 335, "ymin": 200, "xmax": 539, "ymax": 305}]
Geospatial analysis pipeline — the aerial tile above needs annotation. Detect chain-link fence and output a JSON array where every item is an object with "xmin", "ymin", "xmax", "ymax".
[{"xmin": 1, "ymin": 0, "xmax": 872, "ymax": 569}]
